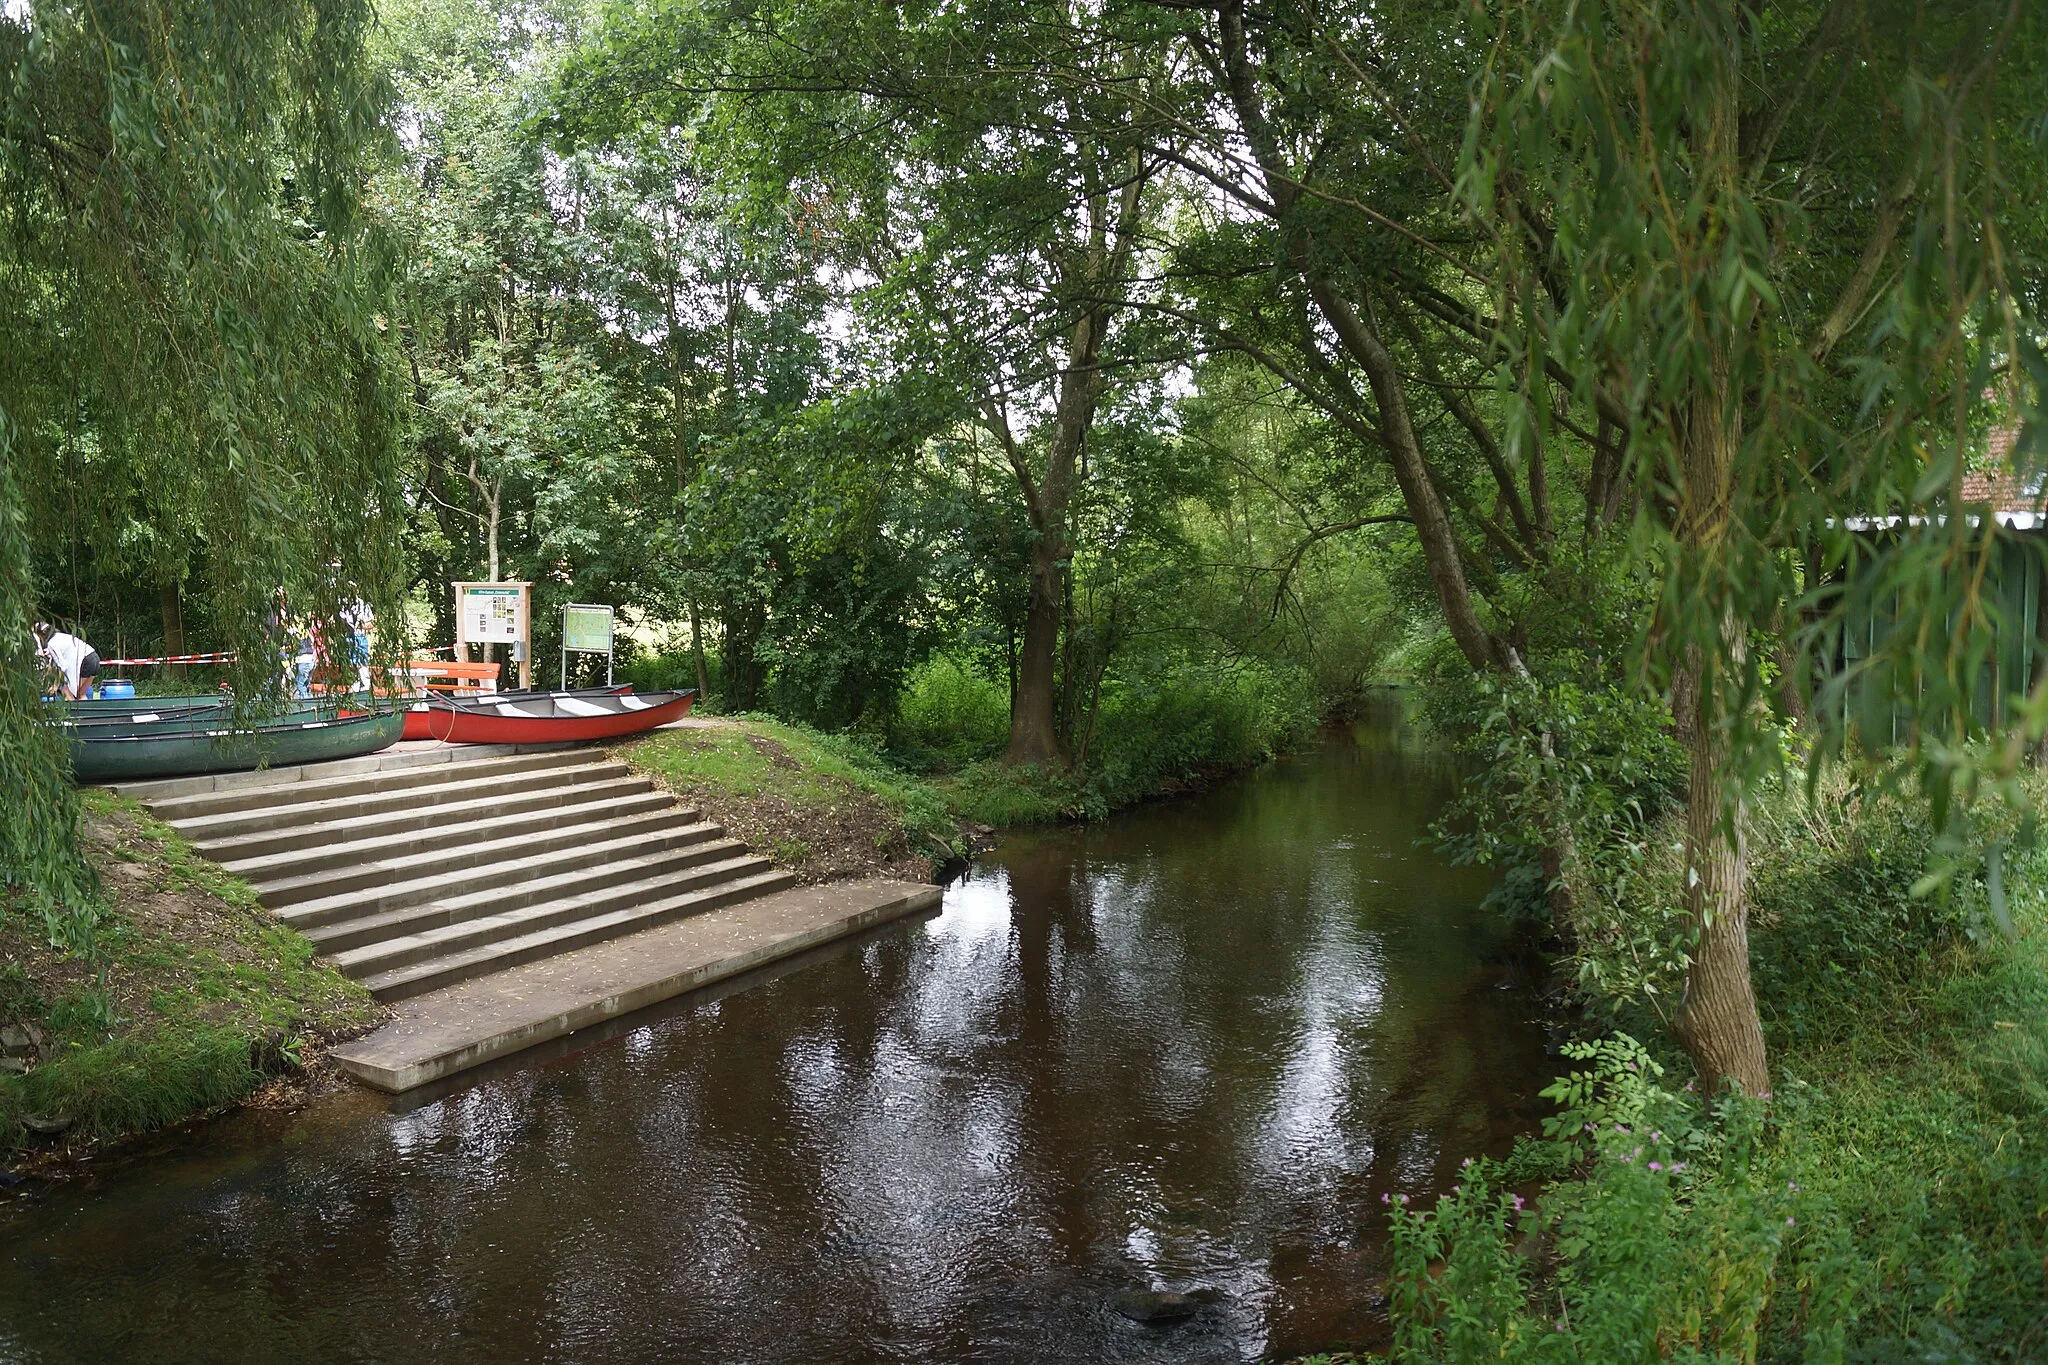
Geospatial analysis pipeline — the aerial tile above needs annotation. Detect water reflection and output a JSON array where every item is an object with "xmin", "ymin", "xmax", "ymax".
[{"xmin": 0, "ymin": 701, "xmax": 1548, "ymax": 1362}]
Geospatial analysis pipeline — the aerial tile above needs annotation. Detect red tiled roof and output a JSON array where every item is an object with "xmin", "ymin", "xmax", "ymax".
[{"xmin": 1961, "ymin": 425, "xmax": 2038, "ymax": 513}]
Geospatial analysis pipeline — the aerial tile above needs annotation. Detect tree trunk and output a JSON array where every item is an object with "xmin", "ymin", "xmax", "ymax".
[
  {"xmin": 1007, "ymin": 539, "xmax": 1066, "ymax": 766},
  {"xmin": 1668, "ymin": 350, "xmax": 1770, "ymax": 1095},
  {"xmin": 1664, "ymin": 47, "xmax": 1771, "ymax": 1097},
  {"xmin": 721, "ymin": 600, "xmax": 764, "ymax": 712},
  {"xmin": 485, "ymin": 479, "xmax": 501, "ymax": 583},
  {"xmin": 688, "ymin": 597, "xmax": 711, "ymax": 704},
  {"xmin": 1672, "ymin": 656, "xmax": 1770, "ymax": 1096},
  {"xmin": 1002, "ymin": 298, "xmax": 1112, "ymax": 767}
]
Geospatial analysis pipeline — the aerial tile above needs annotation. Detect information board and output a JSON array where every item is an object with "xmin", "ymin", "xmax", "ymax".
[
  {"xmin": 462, "ymin": 586, "xmax": 522, "ymax": 643},
  {"xmin": 451, "ymin": 580, "xmax": 533, "ymax": 689}
]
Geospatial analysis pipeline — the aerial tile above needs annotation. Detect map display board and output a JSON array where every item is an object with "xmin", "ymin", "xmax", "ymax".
[
  {"xmin": 451, "ymin": 581, "xmax": 533, "ymax": 688},
  {"xmin": 563, "ymin": 605, "xmax": 614, "ymax": 654},
  {"xmin": 561, "ymin": 603, "xmax": 616, "ymax": 687}
]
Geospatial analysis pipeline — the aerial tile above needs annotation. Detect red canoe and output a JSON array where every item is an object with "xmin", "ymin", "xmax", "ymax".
[
  {"xmin": 399, "ymin": 685, "xmax": 631, "ymax": 740},
  {"xmin": 405, "ymin": 689, "xmax": 693, "ymax": 744}
]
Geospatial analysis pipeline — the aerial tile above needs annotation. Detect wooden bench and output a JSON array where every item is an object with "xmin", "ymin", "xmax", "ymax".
[{"xmin": 390, "ymin": 660, "xmax": 501, "ymax": 697}]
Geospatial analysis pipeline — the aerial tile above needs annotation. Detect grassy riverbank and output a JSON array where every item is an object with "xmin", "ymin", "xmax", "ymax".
[
  {"xmin": 624, "ymin": 655, "xmax": 1324, "ymax": 847},
  {"xmin": 622, "ymin": 719, "xmax": 963, "ymax": 881},
  {"xmin": 889, "ymin": 656, "xmax": 1322, "ymax": 825},
  {"xmin": 1336, "ymin": 771, "xmax": 2048, "ymax": 1362},
  {"xmin": 0, "ymin": 793, "xmax": 379, "ymax": 1161}
]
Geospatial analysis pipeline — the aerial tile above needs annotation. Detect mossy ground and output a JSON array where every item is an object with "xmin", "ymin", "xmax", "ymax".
[
  {"xmin": 0, "ymin": 791, "xmax": 380, "ymax": 1161},
  {"xmin": 622, "ymin": 719, "xmax": 962, "ymax": 882}
]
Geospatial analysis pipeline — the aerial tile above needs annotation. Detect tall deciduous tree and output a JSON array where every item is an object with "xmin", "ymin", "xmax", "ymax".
[{"xmin": 569, "ymin": 0, "xmax": 1171, "ymax": 763}]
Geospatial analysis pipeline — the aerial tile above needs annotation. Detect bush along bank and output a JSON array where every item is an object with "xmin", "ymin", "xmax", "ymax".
[
  {"xmin": 1363, "ymin": 763, "xmax": 2048, "ymax": 1362},
  {"xmin": 890, "ymin": 654, "xmax": 1324, "ymax": 826},
  {"xmin": 1, "ymin": 792, "xmax": 380, "ymax": 1163}
]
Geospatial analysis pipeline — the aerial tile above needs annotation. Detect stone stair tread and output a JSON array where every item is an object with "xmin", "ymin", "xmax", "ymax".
[
  {"xmin": 278, "ymin": 820, "xmax": 727, "ymax": 927},
  {"xmin": 330, "ymin": 880, "xmax": 940, "ymax": 1091},
  {"xmin": 330, "ymin": 854, "xmax": 776, "ymax": 973},
  {"xmin": 146, "ymin": 748, "xmax": 592, "ymax": 821},
  {"xmin": 105, "ymin": 740, "xmax": 588, "ymax": 802},
  {"xmin": 218, "ymin": 789, "xmax": 676, "ymax": 883},
  {"xmin": 357, "ymin": 867, "xmax": 800, "ymax": 999},
  {"xmin": 304, "ymin": 836, "xmax": 749, "ymax": 950},
  {"xmin": 163, "ymin": 757, "xmax": 624, "ymax": 836},
  {"xmin": 249, "ymin": 805, "xmax": 700, "ymax": 908},
  {"xmin": 174, "ymin": 761, "xmax": 640, "ymax": 847}
]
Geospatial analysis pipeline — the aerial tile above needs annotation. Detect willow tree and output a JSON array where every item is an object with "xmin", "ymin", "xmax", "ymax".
[
  {"xmin": 1464, "ymin": 0, "xmax": 2045, "ymax": 1092},
  {"xmin": 0, "ymin": 0, "xmax": 407, "ymax": 936},
  {"xmin": 1006, "ymin": 0, "xmax": 2041, "ymax": 1093}
]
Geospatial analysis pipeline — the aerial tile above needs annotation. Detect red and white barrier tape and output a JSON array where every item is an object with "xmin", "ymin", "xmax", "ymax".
[{"xmin": 98, "ymin": 651, "xmax": 239, "ymax": 667}]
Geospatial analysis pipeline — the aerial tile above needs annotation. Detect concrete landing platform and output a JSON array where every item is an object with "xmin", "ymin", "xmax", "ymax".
[{"xmin": 328, "ymin": 879, "xmax": 941, "ymax": 1092}]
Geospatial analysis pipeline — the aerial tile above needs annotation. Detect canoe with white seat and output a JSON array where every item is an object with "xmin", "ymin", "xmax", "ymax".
[{"xmin": 405, "ymin": 689, "xmax": 694, "ymax": 744}]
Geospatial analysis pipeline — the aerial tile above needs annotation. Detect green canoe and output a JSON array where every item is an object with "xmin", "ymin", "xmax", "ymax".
[
  {"xmin": 66, "ymin": 709, "xmax": 405, "ymax": 784},
  {"xmin": 59, "ymin": 693, "xmax": 371, "ymax": 719}
]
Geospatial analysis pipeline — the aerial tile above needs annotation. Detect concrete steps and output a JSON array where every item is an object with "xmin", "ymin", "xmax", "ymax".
[
  {"xmin": 251, "ymin": 806, "xmax": 702, "ymax": 910},
  {"xmin": 329, "ymin": 879, "xmax": 942, "ymax": 1091},
  {"xmin": 141, "ymin": 748, "xmax": 591, "ymax": 823},
  {"xmin": 132, "ymin": 742, "xmax": 796, "ymax": 1004},
  {"xmin": 211, "ymin": 788, "xmax": 680, "ymax": 886},
  {"xmin": 185, "ymin": 762, "xmax": 651, "ymax": 863},
  {"xmin": 119, "ymin": 734, "xmax": 941, "ymax": 1092},
  {"xmin": 354, "ymin": 866, "xmax": 796, "ymax": 1001},
  {"xmin": 305, "ymin": 837, "xmax": 755, "ymax": 953},
  {"xmin": 274, "ymin": 818, "xmax": 728, "ymax": 927}
]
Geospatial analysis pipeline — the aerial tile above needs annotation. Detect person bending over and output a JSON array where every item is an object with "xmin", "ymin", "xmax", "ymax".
[{"xmin": 34, "ymin": 622, "xmax": 100, "ymax": 701}]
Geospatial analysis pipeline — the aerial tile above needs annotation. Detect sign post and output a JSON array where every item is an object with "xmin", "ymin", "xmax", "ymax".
[
  {"xmin": 561, "ymin": 604, "xmax": 616, "ymax": 689},
  {"xmin": 453, "ymin": 581, "xmax": 532, "ymax": 690}
]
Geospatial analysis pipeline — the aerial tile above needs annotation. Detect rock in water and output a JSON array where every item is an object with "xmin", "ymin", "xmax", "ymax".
[{"xmin": 1112, "ymin": 1289, "xmax": 1202, "ymax": 1324}]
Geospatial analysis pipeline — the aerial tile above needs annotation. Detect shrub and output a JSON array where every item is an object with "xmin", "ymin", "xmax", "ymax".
[
  {"xmin": 934, "ymin": 656, "xmax": 1321, "ymax": 824},
  {"xmin": 890, "ymin": 656, "xmax": 1009, "ymax": 772},
  {"xmin": 1378, "ymin": 781, "xmax": 2048, "ymax": 1364},
  {"xmin": 1384, "ymin": 1035, "xmax": 1845, "ymax": 1363}
]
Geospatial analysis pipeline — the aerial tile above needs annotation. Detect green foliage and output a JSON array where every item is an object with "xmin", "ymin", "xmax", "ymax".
[
  {"xmin": 2, "ymin": 0, "xmax": 408, "ymax": 922},
  {"xmin": 1430, "ymin": 671, "xmax": 1686, "ymax": 929},
  {"xmin": 1387, "ymin": 1036, "xmax": 1831, "ymax": 1362},
  {"xmin": 1383, "ymin": 793, "xmax": 2048, "ymax": 1361},
  {"xmin": 939, "ymin": 657, "xmax": 1320, "ymax": 824},
  {"xmin": 1, "ymin": 1027, "xmax": 260, "ymax": 1145},
  {"xmin": 622, "ymin": 644, "xmax": 712, "ymax": 698},
  {"xmin": 0, "ymin": 455, "xmax": 93, "ymax": 948},
  {"xmin": 890, "ymin": 657, "xmax": 1011, "ymax": 773},
  {"xmin": 1, "ymin": 791, "xmax": 376, "ymax": 1153}
]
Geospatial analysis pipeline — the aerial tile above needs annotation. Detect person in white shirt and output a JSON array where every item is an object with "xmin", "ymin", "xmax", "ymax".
[{"xmin": 33, "ymin": 622, "xmax": 100, "ymax": 700}]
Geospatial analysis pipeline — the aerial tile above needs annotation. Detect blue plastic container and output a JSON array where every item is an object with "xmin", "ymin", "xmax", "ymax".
[{"xmin": 97, "ymin": 679, "xmax": 136, "ymax": 700}]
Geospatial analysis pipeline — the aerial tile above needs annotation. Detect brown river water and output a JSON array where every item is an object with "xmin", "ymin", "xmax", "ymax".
[{"xmin": 0, "ymin": 697, "xmax": 1551, "ymax": 1363}]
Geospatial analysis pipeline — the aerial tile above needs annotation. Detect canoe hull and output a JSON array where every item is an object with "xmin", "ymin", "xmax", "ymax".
[
  {"xmin": 408, "ymin": 691, "xmax": 692, "ymax": 744},
  {"xmin": 68, "ymin": 710, "xmax": 405, "ymax": 784}
]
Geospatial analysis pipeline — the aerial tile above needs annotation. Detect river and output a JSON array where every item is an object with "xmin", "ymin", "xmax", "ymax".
[{"xmin": 0, "ymin": 698, "xmax": 1550, "ymax": 1362}]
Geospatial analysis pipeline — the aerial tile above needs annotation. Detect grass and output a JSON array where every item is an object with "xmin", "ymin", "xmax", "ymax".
[
  {"xmin": 935, "ymin": 760, "xmax": 1092, "ymax": 827},
  {"xmin": 623, "ymin": 717, "xmax": 961, "ymax": 871},
  {"xmin": 0, "ymin": 791, "xmax": 379, "ymax": 1156}
]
